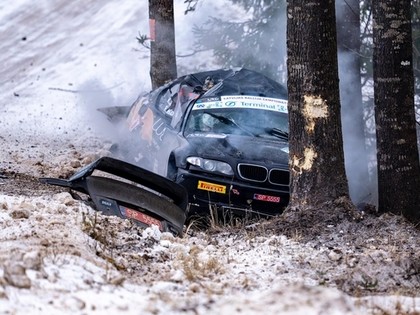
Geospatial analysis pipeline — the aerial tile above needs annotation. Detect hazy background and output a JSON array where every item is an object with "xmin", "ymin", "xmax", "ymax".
[{"xmin": 3, "ymin": 0, "xmax": 414, "ymax": 207}]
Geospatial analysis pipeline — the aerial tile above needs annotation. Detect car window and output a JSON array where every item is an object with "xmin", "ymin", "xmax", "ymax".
[
  {"xmin": 184, "ymin": 95, "xmax": 288, "ymax": 138},
  {"xmin": 170, "ymin": 84, "xmax": 200, "ymax": 128}
]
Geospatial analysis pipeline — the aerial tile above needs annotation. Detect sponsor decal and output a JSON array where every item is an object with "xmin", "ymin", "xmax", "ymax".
[
  {"xmin": 253, "ymin": 194, "xmax": 281, "ymax": 203},
  {"xmin": 192, "ymin": 100, "xmax": 223, "ymax": 109},
  {"xmin": 152, "ymin": 117, "xmax": 167, "ymax": 141},
  {"xmin": 197, "ymin": 180, "xmax": 226, "ymax": 194},
  {"xmin": 126, "ymin": 97, "xmax": 155, "ymax": 145},
  {"xmin": 100, "ymin": 199, "xmax": 113, "ymax": 207},
  {"xmin": 192, "ymin": 95, "xmax": 288, "ymax": 113},
  {"xmin": 197, "ymin": 96, "xmax": 220, "ymax": 102}
]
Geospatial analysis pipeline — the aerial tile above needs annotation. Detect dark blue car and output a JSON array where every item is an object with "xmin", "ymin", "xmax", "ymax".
[
  {"xmin": 41, "ymin": 68, "xmax": 290, "ymax": 235},
  {"xmin": 119, "ymin": 68, "xmax": 290, "ymax": 220}
]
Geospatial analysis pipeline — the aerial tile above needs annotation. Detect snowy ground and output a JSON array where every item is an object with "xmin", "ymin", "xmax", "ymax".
[{"xmin": 1, "ymin": 1, "xmax": 420, "ymax": 314}]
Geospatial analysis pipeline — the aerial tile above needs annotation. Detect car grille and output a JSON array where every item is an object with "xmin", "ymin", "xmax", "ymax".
[
  {"xmin": 237, "ymin": 163, "xmax": 289, "ymax": 186},
  {"xmin": 269, "ymin": 168, "xmax": 290, "ymax": 186},
  {"xmin": 238, "ymin": 164, "xmax": 267, "ymax": 182}
]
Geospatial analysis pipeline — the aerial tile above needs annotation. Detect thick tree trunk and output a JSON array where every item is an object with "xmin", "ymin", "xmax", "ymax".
[
  {"xmin": 286, "ymin": 0, "xmax": 353, "ymax": 210},
  {"xmin": 149, "ymin": 0, "xmax": 177, "ymax": 89},
  {"xmin": 372, "ymin": 0, "xmax": 420, "ymax": 223}
]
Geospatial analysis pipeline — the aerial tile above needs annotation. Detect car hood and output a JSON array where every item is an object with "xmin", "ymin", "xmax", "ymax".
[{"xmin": 184, "ymin": 133, "xmax": 289, "ymax": 165}]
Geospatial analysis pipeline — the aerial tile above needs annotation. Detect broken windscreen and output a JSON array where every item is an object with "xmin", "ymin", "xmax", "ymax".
[{"xmin": 184, "ymin": 95, "xmax": 288, "ymax": 139}]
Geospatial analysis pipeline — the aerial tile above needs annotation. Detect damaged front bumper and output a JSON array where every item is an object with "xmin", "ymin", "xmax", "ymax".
[{"xmin": 40, "ymin": 157, "xmax": 188, "ymax": 236}]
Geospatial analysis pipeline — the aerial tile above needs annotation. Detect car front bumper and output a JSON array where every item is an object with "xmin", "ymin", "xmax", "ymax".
[{"xmin": 175, "ymin": 169, "xmax": 289, "ymax": 217}]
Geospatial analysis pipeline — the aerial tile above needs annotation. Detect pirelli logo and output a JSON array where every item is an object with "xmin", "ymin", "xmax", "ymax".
[{"xmin": 197, "ymin": 180, "xmax": 226, "ymax": 194}]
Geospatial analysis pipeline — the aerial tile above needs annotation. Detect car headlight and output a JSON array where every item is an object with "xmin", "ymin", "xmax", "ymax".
[
  {"xmin": 203, "ymin": 159, "xmax": 216, "ymax": 171},
  {"xmin": 186, "ymin": 157, "xmax": 234, "ymax": 175}
]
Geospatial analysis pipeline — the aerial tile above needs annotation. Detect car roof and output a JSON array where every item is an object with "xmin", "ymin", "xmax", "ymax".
[{"xmin": 178, "ymin": 68, "xmax": 288, "ymax": 100}]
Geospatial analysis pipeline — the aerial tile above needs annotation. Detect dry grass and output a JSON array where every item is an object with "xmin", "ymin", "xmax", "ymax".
[{"xmin": 175, "ymin": 245, "xmax": 224, "ymax": 282}]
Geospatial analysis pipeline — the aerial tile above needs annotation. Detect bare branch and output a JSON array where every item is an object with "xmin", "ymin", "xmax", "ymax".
[
  {"xmin": 184, "ymin": 0, "xmax": 198, "ymax": 15},
  {"xmin": 136, "ymin": 32, "xmax": 150, "ymax": 49}
]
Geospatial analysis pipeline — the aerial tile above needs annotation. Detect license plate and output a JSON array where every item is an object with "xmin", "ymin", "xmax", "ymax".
[
  {"xmin": 120, "ymin": 206, "xmax": 162, "ymax": 230},
  {"xmin": 253, "ymin": 194, "xmax": 281, "ymax": 203}
]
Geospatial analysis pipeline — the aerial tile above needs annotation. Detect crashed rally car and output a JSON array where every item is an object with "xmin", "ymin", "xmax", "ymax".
[
  {"xmin": 41, "ymin": 68, "xmax": 290, "ymax": 234},
  {"xmin": 113, "ymin": 68, "xmax": 290, "ymax": 217}
]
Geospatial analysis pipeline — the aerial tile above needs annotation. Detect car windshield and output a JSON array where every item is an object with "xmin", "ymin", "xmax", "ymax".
[{"xmin": 184, "ymin": 95, "xmax": 288, "ymax": 139}]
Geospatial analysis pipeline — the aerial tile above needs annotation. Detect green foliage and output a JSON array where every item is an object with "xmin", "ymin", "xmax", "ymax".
[
  {"xmin": 192, "ymin": 0, "xmax": 287, "ymax": 82},
  {"xmin": 190, "ymin": 0, "xmax": 419, "ymax": 98}
]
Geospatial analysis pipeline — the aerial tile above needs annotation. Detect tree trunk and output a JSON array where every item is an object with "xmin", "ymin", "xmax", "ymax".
[
  {"xmin": 336, "ymin": 0, "xmax": 372, "ymax": 205},
  {"xmin": 149, "ymin": 0, "xmax": 177, "ymax": 89},
  {"xmin": 286, "ymin": 0, "xmax": 353, "ymax": 211},
  {"xmin": 372, "ymin": 0, "xmax": 420, "ymax": 223}
]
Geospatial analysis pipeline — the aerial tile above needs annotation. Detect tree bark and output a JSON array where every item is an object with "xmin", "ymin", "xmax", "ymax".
[
  {"xmin": 286, "ymin": 0, "xmax": 353, "ymax": 210},
  {"xmin": 372, "ymin": 0, "xmax": 420, "ymax": 223},
  {"xmin": 149, "ymin": 0, "xmax": 177, "ymax": 89}
]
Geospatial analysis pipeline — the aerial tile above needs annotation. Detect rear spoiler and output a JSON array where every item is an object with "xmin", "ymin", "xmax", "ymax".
[{"xmin": 40, "ymin": 157, "xmax": 188, "ymax": 236}]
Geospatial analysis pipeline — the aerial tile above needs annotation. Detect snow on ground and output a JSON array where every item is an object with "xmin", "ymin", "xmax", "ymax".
[{"xmin": 1, "ymin": 1, "xmax": 420, "ymax": 314}]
